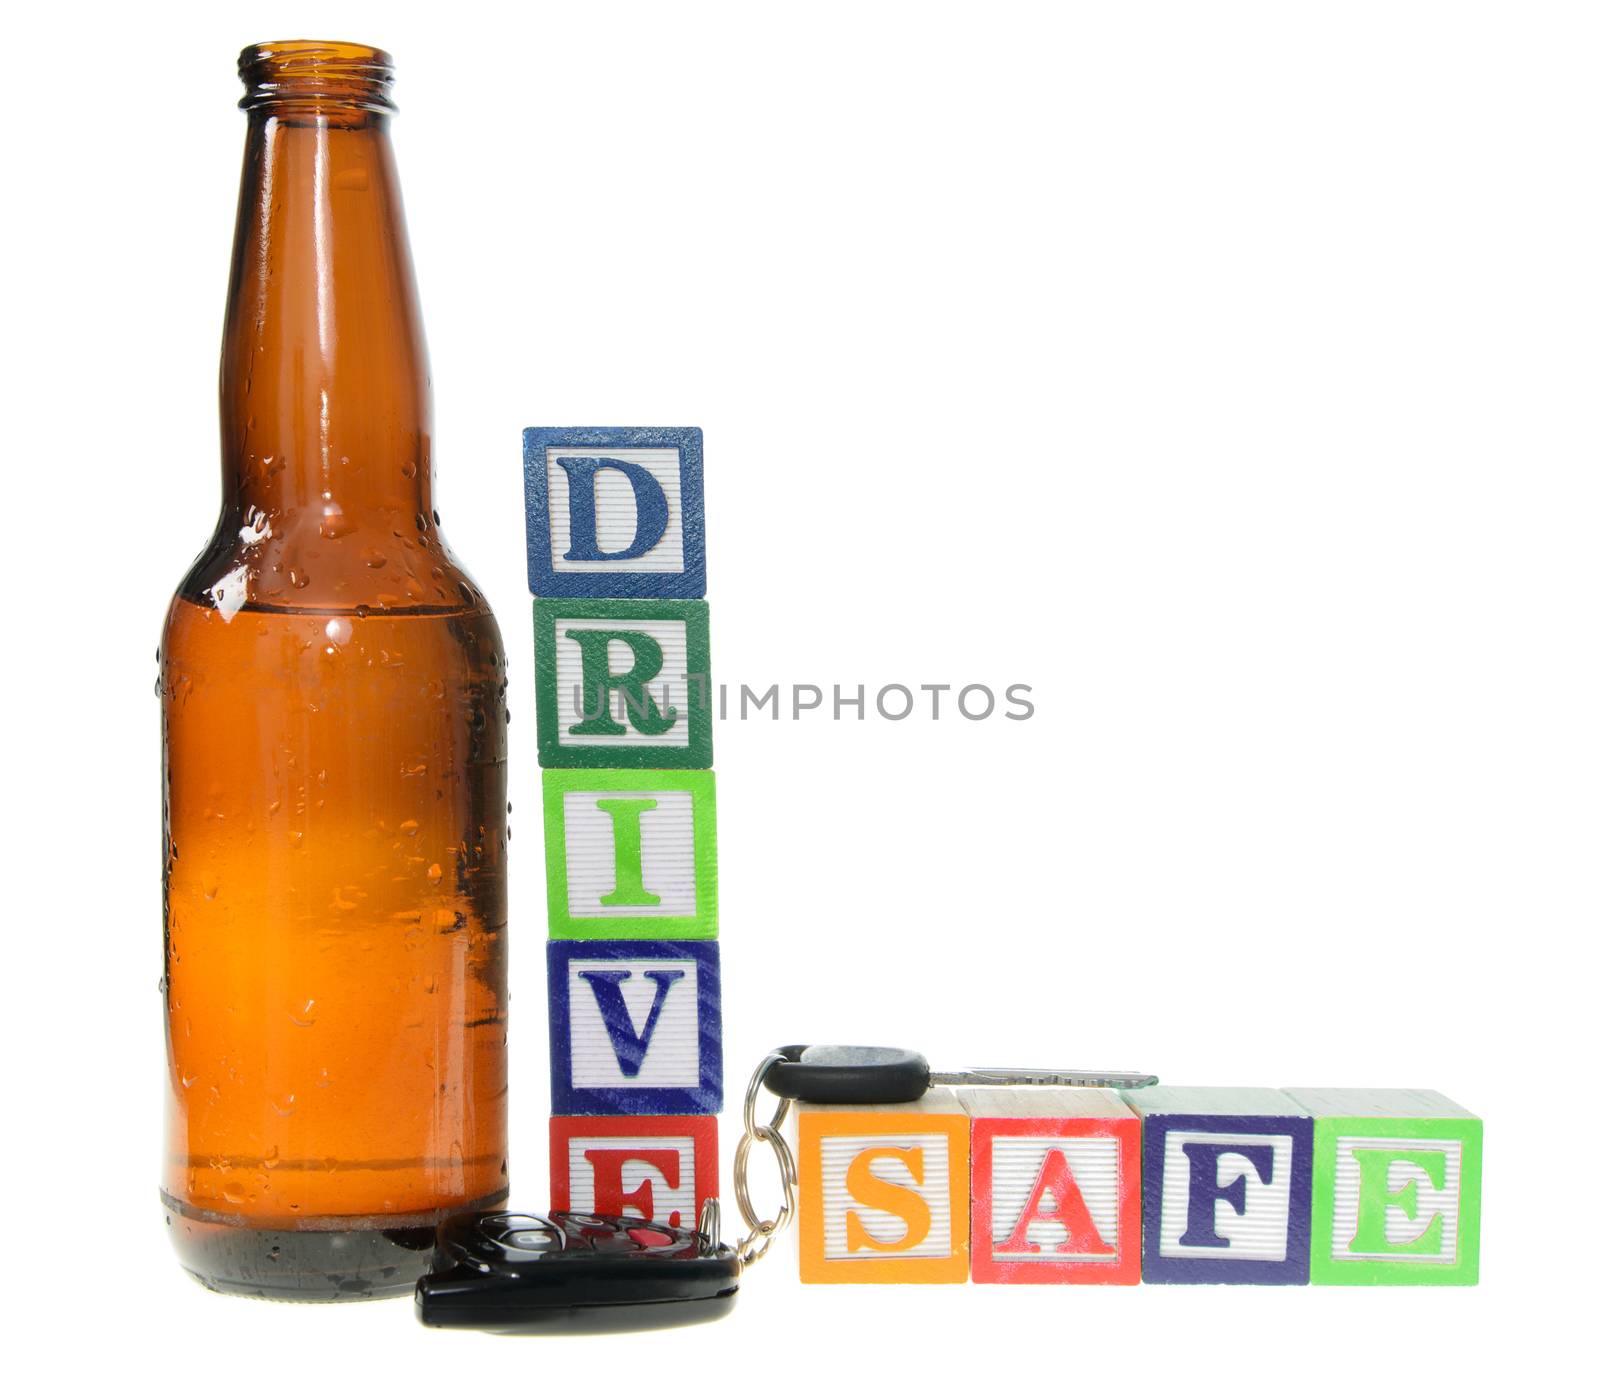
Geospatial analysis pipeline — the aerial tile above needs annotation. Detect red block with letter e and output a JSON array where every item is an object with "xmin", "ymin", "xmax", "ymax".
[
  {"xmin": 964, "ymin": 1088, "xmax": 1142, "ymax": 1285},
  {"xmin": 549, "ymin": 1115, "xmax": 718, "ymax": 1230}
]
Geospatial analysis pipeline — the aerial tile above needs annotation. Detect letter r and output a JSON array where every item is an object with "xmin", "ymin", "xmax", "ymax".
[{"xmin": 565, "ymin": 628, "xmax": 678, "ymax": 737}]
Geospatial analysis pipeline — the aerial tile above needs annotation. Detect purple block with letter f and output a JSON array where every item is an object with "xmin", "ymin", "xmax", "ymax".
[{"xmin": 1121, "ymin": 1086, "xmax": 1314, "ymax": 1284}]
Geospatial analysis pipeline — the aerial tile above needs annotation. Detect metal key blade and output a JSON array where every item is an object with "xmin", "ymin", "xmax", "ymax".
[{"xmin": 929, "ymin": 1068, "xmax": 1159, "ymax": 1089}]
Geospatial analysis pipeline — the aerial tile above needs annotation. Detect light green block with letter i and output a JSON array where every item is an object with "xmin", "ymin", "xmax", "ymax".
[
  {"xmin": 1287, "ymin": 1087, "xmax": 1482, "ymax": 1285},
  {"xmin": 542, "ymin": 768, "xmax": 718, "ymax": 939}
]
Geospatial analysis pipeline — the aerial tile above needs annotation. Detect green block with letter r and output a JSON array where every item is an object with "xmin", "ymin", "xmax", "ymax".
[{"xmin": 534, "ymin": 597, "xmax": 712, "ymax": 769}]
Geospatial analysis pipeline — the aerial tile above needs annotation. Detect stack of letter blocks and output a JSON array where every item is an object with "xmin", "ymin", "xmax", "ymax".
[
  {"xmin": 798, "ymin": 1086, "xmax": 1480, "ymax": 1285},
  {"xmin": 522, "ymin": 428, "xmax": 720, "ymax": 1233}
]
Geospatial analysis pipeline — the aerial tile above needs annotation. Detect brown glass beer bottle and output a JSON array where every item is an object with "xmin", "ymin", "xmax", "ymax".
[{"xmin": 158, "ymin": 41, "xmax": 509, "ymax": 1299}]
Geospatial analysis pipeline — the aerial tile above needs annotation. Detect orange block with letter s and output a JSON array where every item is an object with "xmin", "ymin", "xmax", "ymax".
[{"xmin": 796, "ymin": 1088, "xmax": 970, "ymax": 1283}]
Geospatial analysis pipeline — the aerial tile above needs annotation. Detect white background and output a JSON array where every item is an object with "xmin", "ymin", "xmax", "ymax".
[{"xmin": 4, "ymin": 1, "xmax": 1595, "ymax": 1387}]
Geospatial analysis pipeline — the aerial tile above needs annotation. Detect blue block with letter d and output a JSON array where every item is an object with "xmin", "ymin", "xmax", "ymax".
[{"xmin": 523, "ymin": 426, "xmax": 707, "ymax": 598}]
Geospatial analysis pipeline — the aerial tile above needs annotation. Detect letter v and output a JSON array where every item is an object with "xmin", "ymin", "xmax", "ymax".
[{"xmin": 578, "ymin": 969, "xmax": 686, "ymax": 1077}]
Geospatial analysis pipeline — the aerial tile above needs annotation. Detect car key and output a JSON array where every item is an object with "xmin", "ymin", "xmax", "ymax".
[
  {"xmin": 415, "ymin": 1204, "xmax": 741, "ymax": 1333},
  {"xmin": 761, "ymin": 1044, "xmax": 1159, "ymax": 1104},
  {"xmin": 717, "ymin": 1047, "xmax": 1160, "ymax": 1268}
]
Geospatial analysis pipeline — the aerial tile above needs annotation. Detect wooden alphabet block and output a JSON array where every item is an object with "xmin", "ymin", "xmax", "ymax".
[
  {"xmin": 534, "ymin": 597, "xmax": 712, "ymax": 769},
  {"xmin": 547, "ymin": 939, "xmax": 721, "ymax": 1116},
  {"xmin": 1122, "ymin": 1086, "xmax": 1314, "ymax": 1285},
  {"xmin": 523, "ymin": 426, "xmax": 706, "ymax": 599},
  {"xmin": 542, "ymin": 769, "xmax": 717, "ymax": 940},
  {"xmin": 550, "ymin": 1115, "xmax": 719, "ymax": 1229},
  {"xmin": 1284, "ymin": 1088, "xmax": 1481, "ymax": 1286},
  {"xmin": 962, "ymin": 1088, "xmax": 1141, "ymax": 1285},
  {"xmin": 796, "ymin": 1089, "xmax": 970, "ymax": 1284}
]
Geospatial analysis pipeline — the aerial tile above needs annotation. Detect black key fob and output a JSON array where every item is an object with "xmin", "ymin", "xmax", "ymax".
[
  {"xmin": 415, "ymin": 1210, "xmax": 741, "ymax": 1333},
  {"xmin": 764, "ymin": 1044, "xmax": 932, "ymax": 1104}
]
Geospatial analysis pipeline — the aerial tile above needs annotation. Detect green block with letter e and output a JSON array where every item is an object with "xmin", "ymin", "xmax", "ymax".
[
  {"xmin": 1287, "ymin": 1088, "xmax": 1482, "ymax": 1285},
  {"xmin": 542, "ymin": 768, "xmax": 718, "ymax": 939},
  {"xmin": 534, "ymin": 597, "xmax": 712, "ymax": 769}
]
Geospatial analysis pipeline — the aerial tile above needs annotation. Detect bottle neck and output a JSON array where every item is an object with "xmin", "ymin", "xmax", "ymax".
[{"xmin": 220, "ymin": 103, "xmax": 433, "ymax": 521}]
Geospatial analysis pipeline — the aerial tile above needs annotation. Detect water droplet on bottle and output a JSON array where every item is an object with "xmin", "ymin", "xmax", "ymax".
[
  {"xmin": 426, "ymin": 863, "xmax": 443, "ymax": 883},
  {"xmin": 290, "ymin": 998, "xmax": 317, "ymax": 1026},
  {"xmin": 399, "ymin": 819, "xmax": 419, "ymax": 836},
  {"xmin": 273, "ymin": 1092, "xmax": 297, "ymax": 1116},
  {"xmin": 361, "ymin": 547, "xmax": 388, "ymax": 569},
  {"xmin": 202, "ymin": 872, "xmax": 221, "ymax": 901}
]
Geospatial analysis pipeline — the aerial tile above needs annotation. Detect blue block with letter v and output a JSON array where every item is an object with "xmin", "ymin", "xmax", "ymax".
[
  {"xmin": 523, "ymin": 426, "xmax": 707, "ymax": 598},
  {"xmin": 547, "ymin": 939, "xmax": 722, "ymax": 1115}
]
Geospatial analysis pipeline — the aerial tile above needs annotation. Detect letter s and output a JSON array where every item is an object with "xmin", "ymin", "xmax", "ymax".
[
  {"xmin": 1005, "ymin": 683, "xmax": 1035, "ymax": 721},
  {"xmin": 844, "ymin": 1146, "xmax": 931, "ymax": 1252}
]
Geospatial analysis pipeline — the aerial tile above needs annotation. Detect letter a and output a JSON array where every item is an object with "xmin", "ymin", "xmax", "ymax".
[{"xmin": 993, "ymin": 1147, "xmax": 1114, "ymax": 1255}]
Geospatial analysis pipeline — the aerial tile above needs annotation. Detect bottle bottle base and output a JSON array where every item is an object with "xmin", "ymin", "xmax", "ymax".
[{"xmin": 163, "ymin": 1190, "xmax": 509, "ymax": 1302}]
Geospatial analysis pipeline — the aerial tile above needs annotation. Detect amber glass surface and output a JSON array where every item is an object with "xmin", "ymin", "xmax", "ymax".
[{"xmin": 159, "ymin": 41, "xmax": 509, "ymax": 1299}]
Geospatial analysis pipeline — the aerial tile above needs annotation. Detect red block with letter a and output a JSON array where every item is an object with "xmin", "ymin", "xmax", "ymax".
[
  {"xmin": 550, "ymin": 1115, "xmax": 718, "ymax": 1230},
  {"xmin": 964, "ymin": 1088, "xmax": 1141, "ymax": 1285}
]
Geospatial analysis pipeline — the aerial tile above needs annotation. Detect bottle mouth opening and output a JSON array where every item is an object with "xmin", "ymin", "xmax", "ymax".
[{"xmin": 239, "ymin": 40, "xmax": 396, "ymax": 113}]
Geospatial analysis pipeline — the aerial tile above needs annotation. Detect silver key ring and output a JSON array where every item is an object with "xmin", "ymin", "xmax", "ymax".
[{"xmin": 732, "ymin": 1051, "xmax": 797, "ymax": 1265}]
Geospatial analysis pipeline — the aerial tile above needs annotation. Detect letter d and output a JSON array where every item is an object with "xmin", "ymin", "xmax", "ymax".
[{"xmin": 557, "ymin": 456, "xmax": 669, "ymax": 561}]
